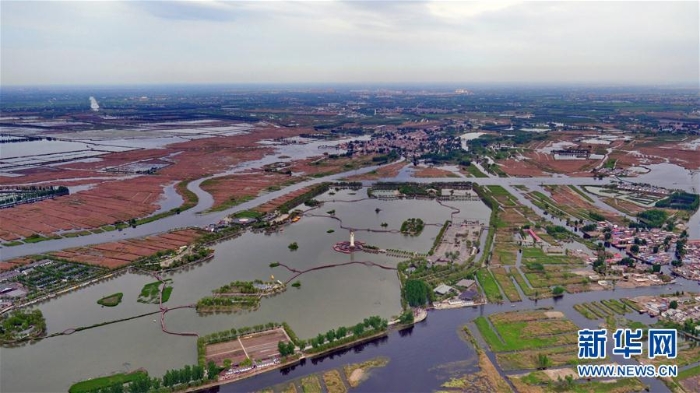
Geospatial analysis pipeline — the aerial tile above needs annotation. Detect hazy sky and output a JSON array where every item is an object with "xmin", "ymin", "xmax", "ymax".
[{"xmin": 1, "ymin": 1, "xmax": 698, "ymax": 86}]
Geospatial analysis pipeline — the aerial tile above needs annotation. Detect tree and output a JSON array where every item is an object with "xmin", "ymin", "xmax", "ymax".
[
  {"xmin": 536, "ymin": 353, "xmax": 552, "ymax": 370},
  {"xmin": 403, "ymin": 279, "xmax": 432, "ymax": 307},
  {"xmin": 336, "ymin": 326, "xmax": 348, "ymax": 340},
  {"xmin": 278, "ymin": 340, "xmax": 290, "ymax": 356},
  {"xmin": 223, "ymin": 359, "xmax": 232, "ymax": 369},
  {"xmin": 552, "ymin": 286, "xmax": 565, "ymax": 297},
  {"xmin": 207, "ymin": 360, "xmax": 218, "ymax": 380},
  {"xmin": 316, "ymin": 333, "xmax": 325, "ymax": 346},
  {"xmin": 352, "ymin": 323, "xmax": 365, "ymax": 336},
  {"xmin": 630, "ymin": 244, "xmax": 640, "ymax": 254},
  {"xmin": 652, "ymin": 264, "xmax": 661, "ymax": 273},
  {"xmin": 325, "ymin": 329, "xmax": 336, "ymax": 343},
  {"xmin": 670, "ymin": 300, "xmax": 678, "ymax": 309}
]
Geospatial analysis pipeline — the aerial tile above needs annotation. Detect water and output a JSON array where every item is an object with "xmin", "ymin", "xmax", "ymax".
[
  {"xmin": 224, "ymin": 280, "xmax": 685, "ymax": 393},
  {"xmin": 631, "ymin": 163, "xmax": 696, "ymax": 192},
  {"xmin": 223, "ymin": 308, "xmax": 481, "ymax": 393},
  {"xmin": 148, "ymin": 182, "xmax": 185, "ymax": 216},
  {"xmin": 0, "ymin": 140, "xmax": 96, "ymax": 159},
  {"xmin": 0, "ymin": 191, "xmax": 490, "ymax": 392}
]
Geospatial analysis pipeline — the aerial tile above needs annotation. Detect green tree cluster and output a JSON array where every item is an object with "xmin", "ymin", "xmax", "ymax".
[{"xmin": 403, "ymin": 279, "xmax": 432, "ymax": 307}]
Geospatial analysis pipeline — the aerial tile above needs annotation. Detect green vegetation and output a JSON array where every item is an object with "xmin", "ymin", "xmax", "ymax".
[
  {"xmin": 569, "ymin": 185, "xmax": 594, "ymax": 203},
  {"xmin": 677, "ymin": 364, "xmax": 700, "ymax": 380},
  {"xmin": 288, "ymin": 242, "xmax": 299, "ymax": 251},
  {"xmin": 327, "ymin": 229, "xmax": 335, "ymax": 233},
  {"xmin": 402, "ymin": 279, "xmax": 432, "ymax": 307},
  {"xmin": 301, "ymin": 375, "xmax": 323, "ymax": 393},
  {"xmin": 306, "ymin": 315, "xmax": 388, "ymax": 354},
  {"xmin": 137, "ymin": 280, "xmax": 172, "ymax": 304},
  {"xmin": 521, "ymin": 247, "xmax": 575, "ymax": 265},
  {"xmin": 322, "ymin": 370, "xmax": 347, "ymax": 393},
  {"xmin": 68, "ymin": 371, "xmax": 149, "ymax": 393},
  {"xmin": 588, "ymin": 210, "xmax": 606, "ymax": 222},
  {"xmin": 656, "ymin": 191, "xmax": 700, "ymax": 211},
  {"xmin": 343, "ymin": 357, "xmax": 390, "ymax": 388},
  {"xmin": 637, "ymin": 209, "xmax": 668, "ymax": 228},
  {"xmin": 475, "ymin": 311, "xmax": 578, "ymax": 352},
  {"xmin": 278, "ymin": 340, "xmax": 296, "ymax": 357},
  {"xmin": 0, "ymin": 309, "xmax": 46, "ymax": 343},
  {"xmin": 490, "ymin": 267, "xmax": 521, "ymax": 302},
  {"xmin": 476, "ymin": 269, "xmax": 503, "ymax": 303},
  {"xmin": 397, "ymin": 183, "xmax": 430, "ymax": 196},
  {"xmin": 196, "ymin": 295, "xmax": 259, "ymax": 312},
  {"xmin": 292, "ymin": 281, "xmax": 301, "ymax": 288},
  {"xmin": 23, "ymin": 233, "xmax": 56, "ymax": 244},
  {"xmin": 428, "ymin": 220, "xmax": 450, "ymax": 255},
  {"xmin": 400, "ymin": 218, "xmax": 425, "ymax": 235},
  {"xmin": 96, "ymin": 293, "xmax": 123, "ymax": 307},
  {"xmin": 214, "ymin": 280, "xmax": 262, "ymax": 294},
  {"xmin": 277, "ymin": 183, "xmax": 331, "ymax": 214},
  {"xmin": 463, "ymin": 164, "xmax": 488, "ymax": 178},
  {"xmin": 232, "ymin": 209, "xmax": 264, "ymax": 219}
]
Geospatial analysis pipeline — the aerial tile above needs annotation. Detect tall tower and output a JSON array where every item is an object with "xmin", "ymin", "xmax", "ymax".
[{"xmin": 350, "ymin": 231, "xmax": 355, "ymax": 248}]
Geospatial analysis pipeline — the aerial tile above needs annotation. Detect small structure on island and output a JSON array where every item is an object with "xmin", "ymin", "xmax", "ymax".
[{"xmin": 333, "ymin": 230, "xmax": 366, "ymax": 254}]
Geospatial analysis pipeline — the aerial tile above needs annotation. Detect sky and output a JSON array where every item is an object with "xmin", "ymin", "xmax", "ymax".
[{"xmin": 1, "ymin": 1, "xmax": 698, "ymax": 86}]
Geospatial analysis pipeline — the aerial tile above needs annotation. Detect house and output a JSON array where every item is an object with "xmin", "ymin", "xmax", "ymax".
[
  {"xmin": 458, "ymin": 290, "xmax": 479, "ymax": 301},
  {"xmin": 434, "ymin": 284, "xmax": 454, "ymax": 296},
  {"xmin": 455, "ymin": 279, "xmax": 476, "ymax": 290},
  {"xmin": 552, "ymin": 149, "xmax": 590, "ymax": 160}
]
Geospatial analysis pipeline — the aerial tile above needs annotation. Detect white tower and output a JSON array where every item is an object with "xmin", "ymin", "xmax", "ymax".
[{"xmin": 350, "ymin": 231, "xmax": 355, "ymax": 248}]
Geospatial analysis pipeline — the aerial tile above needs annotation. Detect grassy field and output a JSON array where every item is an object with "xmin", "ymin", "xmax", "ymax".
[
  {"xmin": 494, "ymin": 248, "xmax": 516, "ymax": 265},
  {"xmin": 475, "ymin": 311, "xmax": 578, "ymax": 352},
  {"xmin": 677, "ymin": 364, "xmax": 700, "ymax": 379},
  {"xmin": 568, "ymin": 185, "xmax": 595, "ymax": 203},
  {"xmin": 490, "ymin": 267, "xmax": 521, "ymax": 302},
  {"xmin": 511, "ymin": 372, "xmax": 645, "ymax": 393},
  {"xmin": 301, "ymin": 375, "xmax": 323, "ymax": 393},
  {"xmin": 476, "ymin": 268, "xmax": 503, "ymax": 303},
  {"xmin": 69, "ymin": 371, "xmax": 148, "ymax": 393},
  {"xmin": 521, "ymin": 247, "xmax": 578, "ymax": 265},
  {"xmin": 486, "ymin": 185, "xmax": 517, "ymax": 206},
  {"xmin": 322, "ymin": 370, "xmax": 347, "ymax": 393},
  {"xmin": 496, "ymin": 345, "xmax": 583, "ymax": 370},
  {"xmin": 464, "ymin": 164, "xmax": 488, "ymax": 178}
]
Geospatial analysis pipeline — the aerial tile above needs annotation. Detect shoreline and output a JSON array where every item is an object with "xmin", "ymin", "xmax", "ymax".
[{"xmin": 187, "ymin": 322, "xmax": 417, "ymax": 391}]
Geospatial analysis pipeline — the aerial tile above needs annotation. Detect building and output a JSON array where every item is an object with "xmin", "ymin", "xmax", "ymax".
[
  {"xmin": 552, "ymin": 149, "xmax": 590, "ymax": 160},
  {"xmin": 455, "ymin": 279, "xmax": 476, "ymax": 290},
  {"xmin": 434, "ymin": 284, "xmax": 455, "ymax": 296}
]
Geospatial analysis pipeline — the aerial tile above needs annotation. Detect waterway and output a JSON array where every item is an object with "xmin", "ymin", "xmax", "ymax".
[
  {"xmin": 1, "ymin": 150, "xmax": 699, "ymax": 391},
  {"xmin": 222, "ymin": 278, "xmax": 697, "ymax": 393},
  {"xmin": 0, "ymin": 189, "xmax": 490, "ymax": 392}
]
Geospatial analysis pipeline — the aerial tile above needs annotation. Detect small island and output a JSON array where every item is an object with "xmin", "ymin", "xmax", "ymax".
[
  {"xmin": 1, "ymin": 309, "xmax": 47, "ymax": 344},
  {"xmin": 137, "ymin": 280, "xmax": 173, "ymax": 304},
  {"xmin": 288, "ymin": 242, "xmax": 299, "ymax": 251},
  {"xmin": 196, "ymin": 280, "xmax": 285, "ymax": 313},
  {"xmin": 400, "ymin": 218, "xmax": 425, "ymax": 236},
  {"xmin": 96, "ymin": 292, "xmax": 123, "ymax": 307}
]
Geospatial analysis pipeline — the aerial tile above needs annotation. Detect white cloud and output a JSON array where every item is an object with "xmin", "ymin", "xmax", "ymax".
[{"xmin": 0, "ymin": 1, "xmax": 697, "ymax": 85}]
